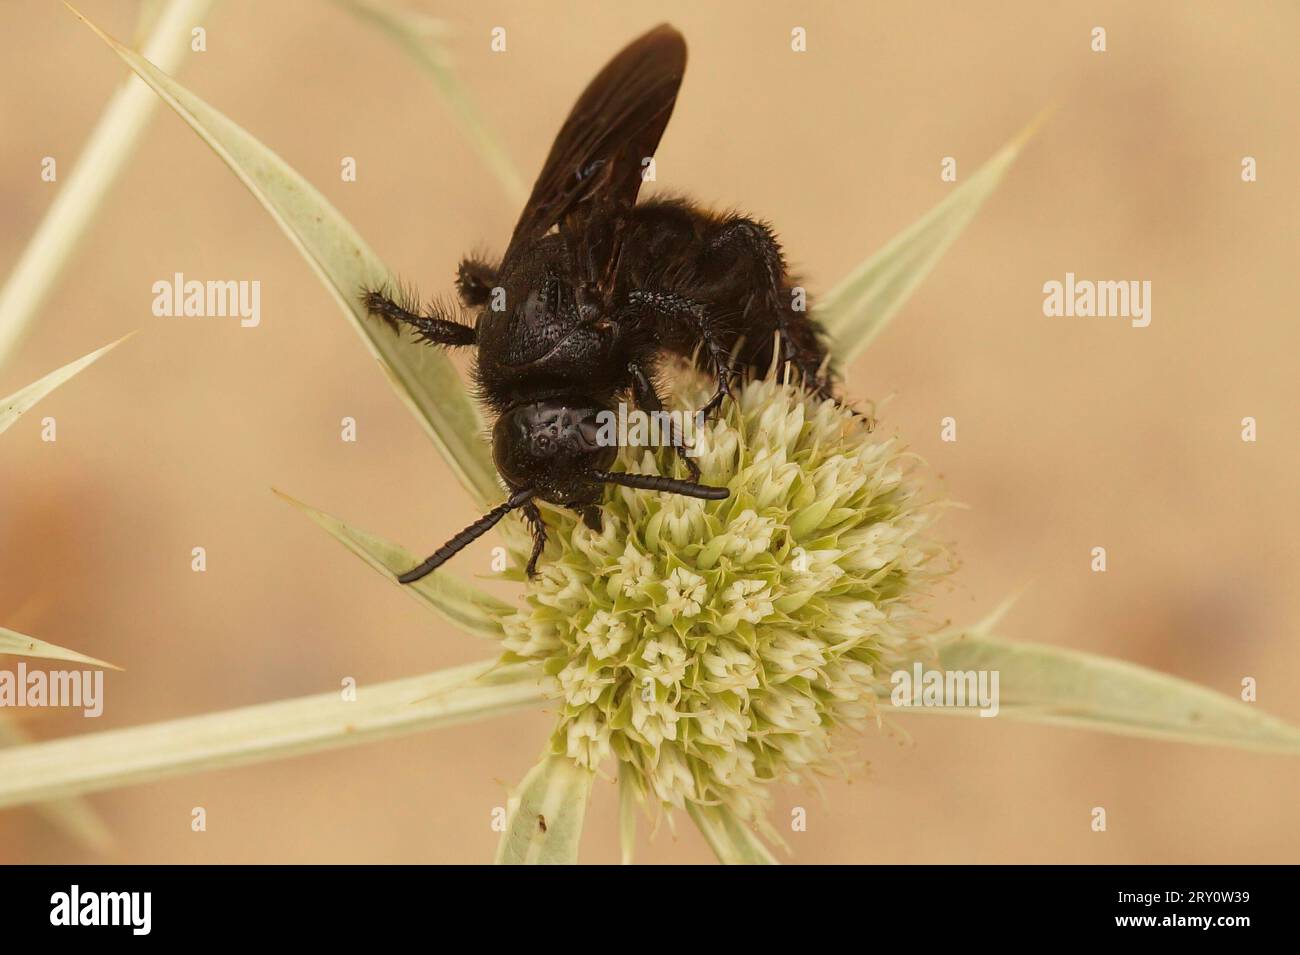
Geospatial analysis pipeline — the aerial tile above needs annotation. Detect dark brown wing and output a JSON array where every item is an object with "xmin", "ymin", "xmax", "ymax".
[{"xmin": 501, "ymin": 24, "xmax": 686, "ymax": 273}]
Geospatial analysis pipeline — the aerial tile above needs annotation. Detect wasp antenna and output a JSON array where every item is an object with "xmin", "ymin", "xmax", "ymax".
[
  {"xmin": 398, "ymin": 489, "xmax": 535, "ymax": 584},
  {"xmin": 595, "ymin": 470, "xmax": 729, "ymax": 501}
]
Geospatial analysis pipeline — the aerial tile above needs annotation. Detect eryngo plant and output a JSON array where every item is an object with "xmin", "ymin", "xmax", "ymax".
[
  {"xmin": 2, "ymin": 7, "xmax": 1296, "ymax": 866},
  {"xmin": 500, "ymin": 373, "xmax": 945, "ymax": 830}
]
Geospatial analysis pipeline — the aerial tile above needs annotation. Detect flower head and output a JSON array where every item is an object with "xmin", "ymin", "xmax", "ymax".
[{"xmin": 497, "ymin": 371, "xmax": 947, "ymax": 827}]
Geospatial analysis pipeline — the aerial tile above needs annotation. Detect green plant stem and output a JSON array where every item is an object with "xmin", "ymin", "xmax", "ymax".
[{"xmin": 0, "ymin": 661, "xmax": 545, "ymax": 809}]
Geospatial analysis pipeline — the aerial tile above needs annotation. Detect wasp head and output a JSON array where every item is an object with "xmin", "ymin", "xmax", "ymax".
[{"xmin": 492, "ymin": 398, "xmax": 616, "ymax": 506}]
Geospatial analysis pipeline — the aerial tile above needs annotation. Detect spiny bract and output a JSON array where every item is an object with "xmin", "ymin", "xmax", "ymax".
[{"xmin": 496, "ymin": 372, "xmax": 947, "ymax": 828}]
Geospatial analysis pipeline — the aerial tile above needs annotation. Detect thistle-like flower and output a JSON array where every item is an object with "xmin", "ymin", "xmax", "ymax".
[{"xmin": 497, "ymin": 370, "xmax": 948, "ymax": 830}]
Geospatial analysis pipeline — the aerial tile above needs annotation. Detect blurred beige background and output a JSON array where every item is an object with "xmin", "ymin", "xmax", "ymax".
[{"xmin": 2, "ymin": 0, "xmax": 1297, "ymax": 864}]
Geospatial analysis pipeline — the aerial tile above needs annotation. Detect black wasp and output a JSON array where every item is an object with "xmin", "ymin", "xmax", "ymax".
[{"xmin": 363, "ymin": 24, "xmax": 834, "ymax": 582}]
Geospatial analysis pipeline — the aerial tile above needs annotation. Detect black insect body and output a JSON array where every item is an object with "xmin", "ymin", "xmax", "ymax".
[{"xmin": 363, "ymin": 24, "xmax": 834, "ymax": 582}]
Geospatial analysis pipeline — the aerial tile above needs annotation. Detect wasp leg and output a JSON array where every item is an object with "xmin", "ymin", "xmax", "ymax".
[
  {"xmin": 455, "ymin": 257, "xmax": 499, "ymax": 308},
  {"xmin": 521, "ymin": 500, "xmax": 548, "ymax": 578},
  {"xmin": 580, "ymin": 506, "xmax": 603, "ymax": 533},
  {"xmin": 627, "ymin": 289, "xmax": 739, "ymax": 423},
  {"xmin": 628, "ymin": 361, "xmax": 701, "ymax": 481},
  {"xmin": 690, "ymin": 311, "xmax": 738, "ymax": 421},
  {"xmin": 696, "ymin": 344, "xmax": 736, "ymax": 420},
  {"xmin": 707, "ymin": 216, "xmax": 833, "ymax": 398},
  {"xmin": 361, "ymin": 290, "xmax": 477, "ymax": 347}
]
